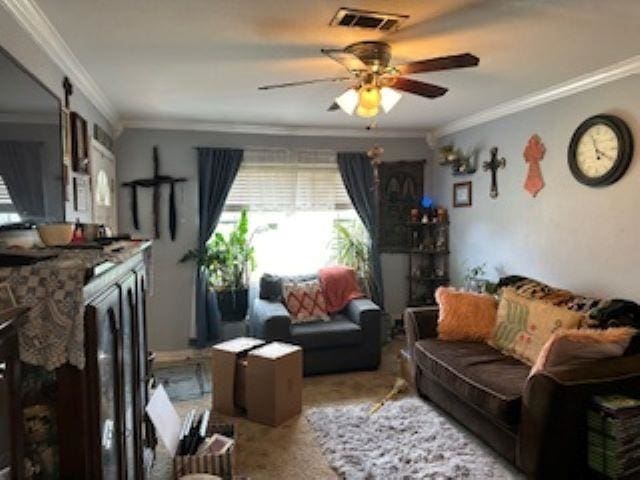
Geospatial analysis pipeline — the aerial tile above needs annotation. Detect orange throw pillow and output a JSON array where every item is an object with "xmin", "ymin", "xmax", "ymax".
[
  {"xmin": 530, "ymin": 327, "xmax": 636, "ymax": 376},
  {"xmin": 435, "ymin": 287, "xmax": 498, "ymax": 341}
]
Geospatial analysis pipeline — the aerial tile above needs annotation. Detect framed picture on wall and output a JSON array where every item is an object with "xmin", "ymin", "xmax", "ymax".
[
  {"xmin": 71, "ymin": 111, "xmax": 89, "ymax": 173},
  {"xmin": 61, "ymin": 107, "xmax": 72, "ymax": 163},
  {"xmin": 73, "ymin": 175, "xmax": 91, "ymax": 212},
  {"xmin": 453, "ymin": 181, "xmax": 472, "ymax": 207}
]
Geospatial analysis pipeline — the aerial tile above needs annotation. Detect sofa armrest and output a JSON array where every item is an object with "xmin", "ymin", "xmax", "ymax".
[
  {"xmin": 519, "ymin": 354, "xmax": 640, "ymax": 478},
  {"xmin": 345, "ymin": 298, "xmax": 381, "ymax": 366},
  {"xmin": 249, "ymin": 298, "xmax": 292, "ymax": 342},
  {"xmin": 345, "ymin": 298, "xmax": 380, "ymax": 326},
  {"xmin": 403, "ymin": 306, "xmax": 439, "ymax": 360}
]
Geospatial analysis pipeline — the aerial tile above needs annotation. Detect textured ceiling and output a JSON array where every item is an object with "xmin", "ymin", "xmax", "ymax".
[{"xmin": 34, "ymin": 0, "xmax": 640, "ymax": 132}]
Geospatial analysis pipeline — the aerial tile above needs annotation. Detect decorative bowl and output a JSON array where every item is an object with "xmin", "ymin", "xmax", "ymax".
[{"xmin": 36, "ymin": 223, "xmax": 74, "ymax": 247}]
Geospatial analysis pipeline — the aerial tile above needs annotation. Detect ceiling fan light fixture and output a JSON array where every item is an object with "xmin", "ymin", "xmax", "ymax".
[
  {"xmin": 380, "ymin": 87, "xmax": 402, "ymax": 113},
  {"xmin": 355, "ymin": 105, "xmax": 379, "ymax": 118},
  {"xmin": 358, "ymin": 85, "xmax": 381, "ymax": 110},
  {"xmin": 335, "ymin": 88, "xmax": 358, "ymax": 115}
]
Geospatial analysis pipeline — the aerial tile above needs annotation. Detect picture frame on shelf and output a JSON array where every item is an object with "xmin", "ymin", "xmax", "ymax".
[
  {"xmin": 453, "ymin": 181, "xmax": 472, "ymax": 208},
  {"xmin": 71, "ymin": 111, "xmax": 89, "ymax": 173}
]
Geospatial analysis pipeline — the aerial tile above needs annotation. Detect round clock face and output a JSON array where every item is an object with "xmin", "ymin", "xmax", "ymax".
[{"xmin": 568, "ymin": 115, "xmax": 634, "ymax": 187}]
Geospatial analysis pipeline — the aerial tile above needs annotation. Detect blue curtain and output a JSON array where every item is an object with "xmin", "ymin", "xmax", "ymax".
[
  {"xmin": 337, "ymin": 152, "xmax": 384, "ymax": 309},
  {"xmin": 195, "ymin": 147, "xmax": 243, "ymax": 347}
]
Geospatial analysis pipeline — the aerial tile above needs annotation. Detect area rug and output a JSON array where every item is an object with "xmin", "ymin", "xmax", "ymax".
[{"xmin": 306, "ymin": 396, "xmax": 521, "ymax": 479}]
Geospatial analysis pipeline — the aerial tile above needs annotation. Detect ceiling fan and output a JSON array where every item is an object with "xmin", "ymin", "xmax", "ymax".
[{"xmin": 258, "ymin": 41, "xmax": 479, "ymax": 118}]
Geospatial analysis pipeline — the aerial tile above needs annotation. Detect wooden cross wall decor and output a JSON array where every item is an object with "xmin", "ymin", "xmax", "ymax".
[
  {"xmin": 121, "ymin": 146, "xmax": 187, "ymax": 240},
  {"xmin": 523, "ymin": 134, "xmax": 546, "ymax": 197},
  {"xmin": 62, "ymin": 76, "xmax": 73, "ymax": 109},
  {"xmin": 483, "ymin": 146, "xmax": 506, "ymax": 199}
]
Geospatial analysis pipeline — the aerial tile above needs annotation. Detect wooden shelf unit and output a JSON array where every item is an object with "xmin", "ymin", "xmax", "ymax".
[{"xmin": 407, "ymin": 221, "xmax": 450, "ymax": 306}]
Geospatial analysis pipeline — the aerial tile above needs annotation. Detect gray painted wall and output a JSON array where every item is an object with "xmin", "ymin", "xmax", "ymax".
[
  {"xmin": 432, "ymin": 75, "xmax": 640, "ymax": 302},
  {"xmin": 115, "ymin": 128, "xmax": 432, "ymax": 351},
  {"xmin": 0, "ymin": 9, "xmax": 114, "ymax": 136}
]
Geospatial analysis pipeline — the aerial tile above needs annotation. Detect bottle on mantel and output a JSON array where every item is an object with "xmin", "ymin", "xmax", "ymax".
[{"xmin": 71, "ymin": 218, "xmax": 85, "ymax": 244}]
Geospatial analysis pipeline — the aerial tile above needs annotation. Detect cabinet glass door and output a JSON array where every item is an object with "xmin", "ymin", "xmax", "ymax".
[
  {"xmin": 91, "ymin": 287, "xmax": 123, "ymax": 480},
  {"xmin": 119, "ymin": 274, "xmax": 137, "ymax": 479},
  {"xmin": 0, "ymin": 353, "xmax": 11, "ymax": 480}
]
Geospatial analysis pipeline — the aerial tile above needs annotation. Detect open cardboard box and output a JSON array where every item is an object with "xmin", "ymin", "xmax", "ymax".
[{"xmin": 146, "ymin": 385, "xmax": 235, "ymax": 479}]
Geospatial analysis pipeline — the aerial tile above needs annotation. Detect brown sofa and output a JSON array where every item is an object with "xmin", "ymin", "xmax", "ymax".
[{"xmin": 404, "ymin": 306, "xmax": 640, "ymax": 480}]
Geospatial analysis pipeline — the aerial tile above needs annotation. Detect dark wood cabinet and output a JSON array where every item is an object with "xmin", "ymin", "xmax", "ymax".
[
  {"xmin": 0, "ymin": 311, "xmax": 25, "ymax": 480},
  {"xmin": 56, "ymin": 246, "xmax": 154, "ymax": 479}
]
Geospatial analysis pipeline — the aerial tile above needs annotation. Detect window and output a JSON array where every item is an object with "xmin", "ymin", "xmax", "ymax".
[
  {"xmin": 217, "ymin": 148, "xmax": 364, "ymax": 277},
  {"xmin": 0, "ymin": 176, "xmax": 21, "ymax": 224}
]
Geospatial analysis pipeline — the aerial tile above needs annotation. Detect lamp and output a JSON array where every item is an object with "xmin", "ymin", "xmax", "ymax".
[
  {"xmin": 334, "ymin": 85, "xmax": 401, "ymax": 118},
  {"xmin": 358, "ymin": 86, "xmax": 381, "ymax": 110},
  {"xmin": 355, "ymin": 105, "xmax": 379, "ymax": 118},
  {"xmin": 380, "ymin": 87, "xmax": 402, "ymax": 113},
  {"xmin": 335, "ymin": 88, "xmax": 358, "ymax": 115}
]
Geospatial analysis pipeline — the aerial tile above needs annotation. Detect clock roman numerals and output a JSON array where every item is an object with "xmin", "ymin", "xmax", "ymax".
[{"xmin": 568, "ymin": 115, "xmax": 633, "ymax": 187}]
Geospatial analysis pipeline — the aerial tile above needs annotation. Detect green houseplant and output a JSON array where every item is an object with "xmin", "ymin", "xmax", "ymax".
[
  {"xmin": 331, "ymin": 220, "xmax": 372, "ymax": 297},
  {"xmin": 182, "ymin": 209, "xmax": 268, "ymax": 321}
]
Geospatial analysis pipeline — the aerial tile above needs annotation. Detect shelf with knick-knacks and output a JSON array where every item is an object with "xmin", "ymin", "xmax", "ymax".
[{"xmin": 407, "ymin": 219, "xmax": 450, "ymax": 306}]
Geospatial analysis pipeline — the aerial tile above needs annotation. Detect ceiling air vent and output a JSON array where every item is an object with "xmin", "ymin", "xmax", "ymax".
[{"xmin": 330, "ymin": 8, "xmax": 408, "ymax": 32}]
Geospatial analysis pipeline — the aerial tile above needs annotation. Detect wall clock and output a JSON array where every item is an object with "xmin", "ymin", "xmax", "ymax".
[{"xmin": 568, "ymin": 114, "xmax": 634, "ymax": 187}]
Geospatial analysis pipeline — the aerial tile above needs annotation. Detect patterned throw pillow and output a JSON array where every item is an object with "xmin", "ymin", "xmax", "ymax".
[
  {"xmin": 489, "ymin": 288, "xmax": 584, "ymax": 365},
  {"xmin": 282, "ymin": 280, "xmax": 329, "ymax": 324}
]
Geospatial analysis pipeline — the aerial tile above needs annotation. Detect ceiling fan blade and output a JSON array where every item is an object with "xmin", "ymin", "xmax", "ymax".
[
  {"xmin": 258, "ymin": 76, "xmax": 350, "ymax": 90},
  {"xmin": 327, "ymin": 102, "xmax": 340, "ymax": 112},
  {"xmin": 387, "ymin": 77, "xmax": 448, "ymax": 98},
  {"xmin": 395, "ymin": 53, "xmax": 479, "ymax": 75},
  {"xmin": 321, "ymin": 48, "xmax": 368, "ymax": 72}
]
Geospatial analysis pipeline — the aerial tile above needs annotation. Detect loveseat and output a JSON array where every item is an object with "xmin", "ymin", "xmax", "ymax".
[
  {"xmin": 404, "ymin": 279, "xmax": 640, "ymax": 479},
  {"xmin": 249, "ymin": 274, "xmax": 381, "ymax": 375}
]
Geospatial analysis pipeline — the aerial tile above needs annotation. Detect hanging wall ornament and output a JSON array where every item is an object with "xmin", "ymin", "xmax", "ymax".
[
  {"xmin": 121, "ymin": 146, "xmax": 187, "ymax": 241},
  {"xmin": 482, "ymin": 147, "xmax": 506, "ymax": 199},
  {"xmin": 523, "ymin": 134, "xmax": 546, "ymax": 197}
]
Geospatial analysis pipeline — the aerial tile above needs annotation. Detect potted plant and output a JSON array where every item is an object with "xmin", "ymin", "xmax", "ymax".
[
  {"xmin": 182, "ymin": 209, "xmax": 272, "ymax": 321},
  {"xmin": 331, "ymin": 220, "xmax": 372, "ymax": 297}
]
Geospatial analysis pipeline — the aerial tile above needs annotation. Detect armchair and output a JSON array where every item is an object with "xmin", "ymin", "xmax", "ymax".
[{"xmin": 249, "ymin": 274, "xmax": 381, "ymax": 375}]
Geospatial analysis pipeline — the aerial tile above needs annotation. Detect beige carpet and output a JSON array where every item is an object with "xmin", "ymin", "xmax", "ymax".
[
  {"xmin": 151, "ymin": 338, "xmax": 406, "ymax": 479},
  {"xmin": 150, "ymin": 338, "xmax": 519, "ymax": 479}
]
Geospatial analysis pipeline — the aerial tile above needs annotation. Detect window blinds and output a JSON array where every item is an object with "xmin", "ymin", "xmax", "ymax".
[{"xmin": 225, "ymin": 148, "xmax": 352, "ymax": 211}]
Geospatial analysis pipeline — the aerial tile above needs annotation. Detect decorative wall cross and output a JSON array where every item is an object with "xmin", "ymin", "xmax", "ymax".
[
  {"xmin": 523, "ymin": 134, "xmax": 546, "ymax": 197},
  {"xmin": 483, "ymin": 146, "xmax": 506, "ymax": 199},
  {"xmin": 122, "ymin": 146, "xmax": 187, "ymax": 240}
]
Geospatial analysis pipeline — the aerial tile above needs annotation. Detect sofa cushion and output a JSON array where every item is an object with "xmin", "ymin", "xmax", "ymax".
[
  {"xmin": 415, "ymin": 338, "xmax": 530, "ymax": 426},
  {"xmin": 291, "ymin": 314, "xmax": 362, "ymax": 350},
  {"xmin": 259, "ymin": 273, "xmax": 317, "ymax": 301}
]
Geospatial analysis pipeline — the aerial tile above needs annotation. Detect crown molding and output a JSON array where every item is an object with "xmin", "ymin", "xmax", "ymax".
[
  {"xmin": 1, "ymin": 0, "xmax": 119, "ymax": 127},
  {"xmin": 121, "ymin": 119, "xmax": 427, "ymax": 139},
  {"xmin": 433, "ymin": 55, "xmax": 640, "ymax": 138}
]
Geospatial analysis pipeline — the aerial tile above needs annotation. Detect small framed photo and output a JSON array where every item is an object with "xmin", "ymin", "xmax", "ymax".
[
  {"xmin": 0, "ymin": 283, "xmax": 17, "ymax": 311},
  {"xmin": 453, "ymin": 181, "xmax": 472, "ymax": 208}
]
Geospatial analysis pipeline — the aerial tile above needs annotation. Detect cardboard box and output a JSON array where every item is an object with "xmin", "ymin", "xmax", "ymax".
[
  {"xmin": 211, "ymin": 337, "xmax": 265, "ymax": 415},
  {"xmin": 246, "ymin": 342, "xmax": 303, "ymax": 426}
]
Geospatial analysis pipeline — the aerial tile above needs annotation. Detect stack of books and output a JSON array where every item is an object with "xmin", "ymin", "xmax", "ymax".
[{"xmin": 588, "ymin": 395, "xmax": 640, "ymax": 479}]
